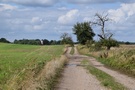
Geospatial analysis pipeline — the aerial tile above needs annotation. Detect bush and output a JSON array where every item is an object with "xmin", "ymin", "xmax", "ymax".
[{"xmin": 99, "ymin": 39, "xmax": 119, "ymax": 50}]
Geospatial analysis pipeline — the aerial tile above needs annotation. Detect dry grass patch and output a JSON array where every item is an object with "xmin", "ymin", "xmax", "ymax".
[{"xmin": 77, "ymin": 44, "xmax": 135, "ymax": 77}]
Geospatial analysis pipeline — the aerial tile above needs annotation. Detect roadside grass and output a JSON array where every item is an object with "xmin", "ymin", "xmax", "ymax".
[
  {"xmin": 77, "ymin": 45, "xmax": 135, "ymax": 77},
  {"xmin": 81, "ymin": 60, "xmax": 127, "ymax": 90},
  {"xmin": 36, "ymin": 55, "xmax": 67, "ymax": 90},
  {"xmin": 70, "ymin": 46, "xmax": 74, "ymax": 55},
  {"xmin": 0, "ymin": 43, "xmax": 65, "ymax": 89}
]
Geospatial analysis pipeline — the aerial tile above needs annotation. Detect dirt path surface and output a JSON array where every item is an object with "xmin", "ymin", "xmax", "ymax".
[
  {"xmin": 55, "ymin": 47, "xmax": 106, "ymax": 90},
  {"xmin": 88, "ymin": 57, "xmax": 135, "ymax": 90}
]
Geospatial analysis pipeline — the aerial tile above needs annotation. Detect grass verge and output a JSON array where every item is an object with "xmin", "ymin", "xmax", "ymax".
[
  {"xmin": 81, "ymin": 60, "xmax": 127, "ymax": 90},
  {"xmin": 77, "ymin": 45, "xmax": 135, "ymax": 77},
  {"xmin": 36, "ymin": 55, "xmax": 68, "ymax": 90},
  {"xmin": 70, "ymin": 46, "xmax": 74, "ymax": 55}
]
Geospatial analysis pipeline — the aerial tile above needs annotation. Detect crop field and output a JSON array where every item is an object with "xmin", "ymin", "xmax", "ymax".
[
  {"xmin": 0, "ymin": 43, "xmax": 65, "ymax": 89},
  {"xmin": 77, "ymin": 45, "xmax": 135, "ymax": 77}
]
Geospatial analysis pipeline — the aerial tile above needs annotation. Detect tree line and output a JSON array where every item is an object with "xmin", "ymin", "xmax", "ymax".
[
  {"xmin": 0, "ymin": 38, "xmax": 10, "ymax": 43},
  {"xmin": 14, "ymin": 39, "xmax": 61, "ymax": 45}
]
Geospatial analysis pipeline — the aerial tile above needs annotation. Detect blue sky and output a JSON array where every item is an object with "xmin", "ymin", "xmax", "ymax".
[{"xmin": 0, "ymin": 0, "xmax": 135, "ymax": 42}]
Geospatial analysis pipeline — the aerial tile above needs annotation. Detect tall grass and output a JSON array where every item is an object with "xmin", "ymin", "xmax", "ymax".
[
  {"xmin": 0, "ymin": 43, "xmax": 65, "ymax": 89},
  {"xmin": 70, "ymin": 46, "xmax": 74, "ymax": 55},
  {"xmin": 77, "ymin": 45, "xmax": 135, "ymax": 77}
]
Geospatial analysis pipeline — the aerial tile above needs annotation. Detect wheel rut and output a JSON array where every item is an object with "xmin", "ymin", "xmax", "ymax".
[{"xmin": 55, "ymin": 47, "xmax": 107, "ymax": 90}]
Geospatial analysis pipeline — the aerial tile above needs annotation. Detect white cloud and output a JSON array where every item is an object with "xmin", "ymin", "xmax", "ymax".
[
  {"xmin": 66, "ymin": 0, "xmax": 135, "ymax": 4},
  {"xmin": 0, "ymin": 4, "xmax": 16, "ymax": 11},
  {"xmin": 108, "ymin": 3, "xmax": 135, "ymax": 23},
  {"xmin": 1, "ymin": 0, "xmax": 59, "ymax": 7},
  {"xmin": 31, "ymin": 17, "xmax": 43, "ymax": 24},
  {"xmin": 58, "ymin": 9, "xmax": 79, "ymax": 25},
  {"xmin": 83, "ymin": 17, "xmax": 92, "ymax": 22},
  {"xmin": 58, "ymin": 7, "xmax": 68, "ymax": 10}
]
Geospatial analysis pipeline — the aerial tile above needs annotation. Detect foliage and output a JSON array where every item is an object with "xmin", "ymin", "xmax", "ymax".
[
  {"xmin": 0, "ymin": 38, "xmax": 10, "ymax": 43},
  {"xmin": 14, "ymin": 39, "xmax": 61, "ymax": 45},
  {"xmin": 60, "ymin": 33, "xmax": 74, "ymax": 46},
  {"xmin": 93, "ymin": 41, "xmax": 102, "ymax": 51},
  {"xmin": 99, "ymin": 38, "xmax": 119, "ymax": 50},
  {"xmin": 85, "ymin": 40, "xmax": 94, "ymax": 48},
  {"xmin": 73, "ymin": 22, "xmax": 95, "ymax": 45}
]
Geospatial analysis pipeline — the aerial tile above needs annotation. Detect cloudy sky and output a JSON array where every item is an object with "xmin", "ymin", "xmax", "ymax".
[{"xmin": 0, "ymin": 0, "xmax": 135, "ymax": 42}]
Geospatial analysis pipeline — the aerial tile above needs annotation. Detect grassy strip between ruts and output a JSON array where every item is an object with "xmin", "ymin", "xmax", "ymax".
[
  {"xmin": 81, "ymin": 60, "xmax": 127, "ymax": 90},
  {"xmin": 70, "ymin": 46, "xmax": 74, "ymax": 55}
]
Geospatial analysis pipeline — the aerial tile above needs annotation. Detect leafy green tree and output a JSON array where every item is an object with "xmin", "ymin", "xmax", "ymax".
[
  {"xmin": 73, "ymin": 22, "xmax": 95, "ymax": 45},
  {"xmin": 0, "ymin": 38, "xmax": 10, "ymax": 43},
  {"xmin": 42, "ymin": 39, "xmax": 50, "ymax": 45},
  {"xmin": 100, "ymin": 39, "xmax": 119, "ymax": 50}
]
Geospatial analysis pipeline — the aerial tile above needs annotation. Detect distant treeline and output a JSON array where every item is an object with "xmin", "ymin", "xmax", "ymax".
[
  {"xmin": 118, "ymin": 41, "xmax": 135, "ymax": 45},
  {"xmin": 14, "ymin": 39, "xmax": 61, "ymax": 45},
  {"xmin": 0, "ymin": 38, "xmax": 10, "ymax": 43},
  {"xmin": 0, "ymin": 37, "xmax": 135, "ymax": 45}
]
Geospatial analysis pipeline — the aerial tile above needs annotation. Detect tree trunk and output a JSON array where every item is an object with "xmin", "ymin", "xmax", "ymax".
[{"xmin": 107, "ymin": 46, "xmax": 110, "ymax": 50}]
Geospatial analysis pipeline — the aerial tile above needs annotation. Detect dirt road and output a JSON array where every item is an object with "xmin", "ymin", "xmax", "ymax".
[
  {"xmin": 88, "ymin": 56, "xmax": 135, "ymax": 90},
  {"xmin": 55, "ymin": 47, "xmax": 106, "ymax": 90},
  {"xmin": 56, "ymin": 46, "xmax": 135, "ymax": 90}
]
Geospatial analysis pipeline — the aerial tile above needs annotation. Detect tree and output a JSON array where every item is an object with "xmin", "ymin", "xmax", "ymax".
[
  {"xmin": 60, "ymin": 33, "xmax": 74, "ymax": 46},
  {"xmin": 42, "ymin": 39, "xmax": 50, "ymax": 45},
  {"xmin": 94, "ymin": 13, "xmax": 119, "ymax": 50},
  {"xmin": 73, "ymin": 22, "xmax": 95, "ymax": 45},
  {"xmin": 0, "ymin": 38, "xmax": 10, "ymax": 43},
  {"xmin": 99, "ymin": 39, "xmax": 119, "ymax": 50},
  {"xmin": 95, "ymin": 13, "xmax": 111, "ymax": 39}
]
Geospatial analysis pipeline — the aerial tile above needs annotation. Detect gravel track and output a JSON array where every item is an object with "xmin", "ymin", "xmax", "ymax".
[
  {"xmin": 56, "ymin": 46, "xmax": 135, "ymax": 90},
  {"xmin": 55, "ymin": 47, "xmax": 106, "ymax": 90}
]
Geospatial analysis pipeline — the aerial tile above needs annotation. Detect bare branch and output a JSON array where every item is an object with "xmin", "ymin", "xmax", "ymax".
[
  {"xmin": 98, "ymin": 34, "xmax": 105, "ymax": 40},
  {"xmin": 109, "ymin": 33, "xmax": 113, "ymax": 40},
  {"xmin": 95, "ymin": 12, "xmax": 110, "ymax": 39}
]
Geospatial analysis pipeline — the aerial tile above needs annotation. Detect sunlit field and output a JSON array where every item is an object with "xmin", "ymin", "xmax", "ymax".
[{"xmin": 0, "ymin": 43, "xmax": 65, "ymax": 89}]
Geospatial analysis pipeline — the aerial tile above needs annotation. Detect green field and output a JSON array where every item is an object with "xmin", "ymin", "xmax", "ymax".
[{"xmin": 0, "ymin": 43, "xmax": 64, "ymax": 89}]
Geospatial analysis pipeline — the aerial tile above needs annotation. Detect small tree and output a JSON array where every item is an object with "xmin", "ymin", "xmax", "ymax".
[
  {"xmin": 73, "ymin": 22, "xmax": 95, "ymax": 45},
  {"xmin": 100, "ymin": 38, "xmax": 119, "ymax": 50},
  {"xmin": 95, "ymin": 13, "xmax": 110, "ymax": 39},
  {"xmin": 60, "ymin": 33, "xmax": 74, "ymax": 46},
  {"xmin": 94, "ymin": 13, "xmax": 119, "ymax": 50}
]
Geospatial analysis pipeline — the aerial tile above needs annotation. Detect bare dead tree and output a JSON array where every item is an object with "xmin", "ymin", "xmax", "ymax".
[{"xmin": 95, "ymin": 13, "xmax": 110, "ymax": 39}]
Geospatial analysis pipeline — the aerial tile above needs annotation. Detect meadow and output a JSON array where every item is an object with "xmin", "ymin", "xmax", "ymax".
[
  {"xmin": 77, "ymin": 45, "xmax": 135, "ymax": 77},
  {"xmin": 0, "ymin": 43, "xmax": 65, "ymax": 89}
]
